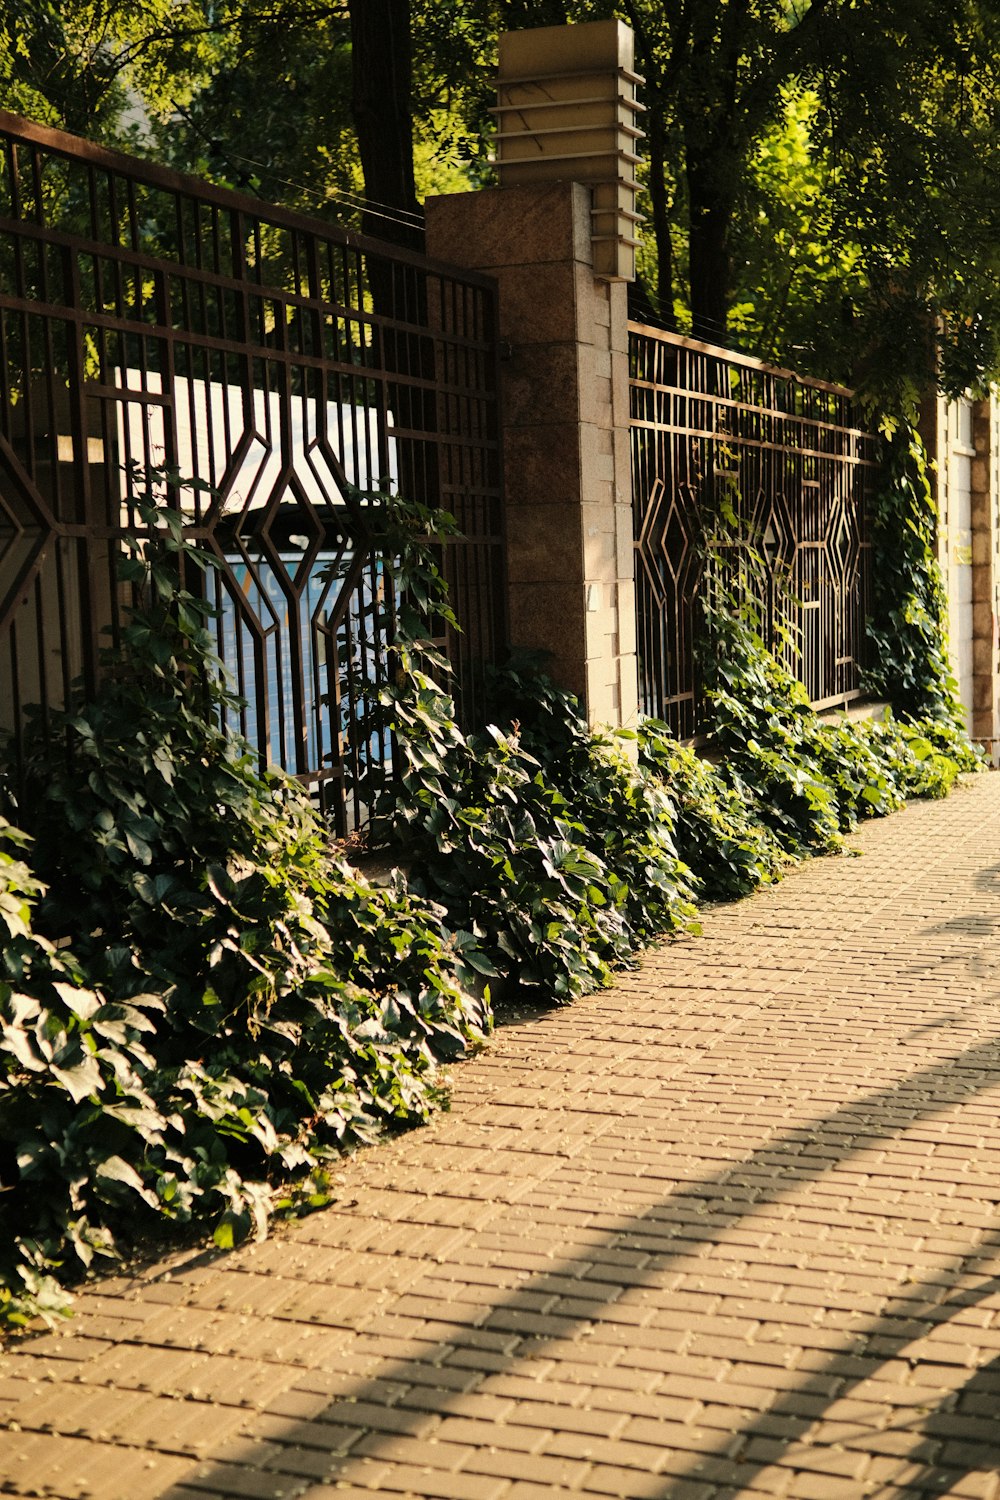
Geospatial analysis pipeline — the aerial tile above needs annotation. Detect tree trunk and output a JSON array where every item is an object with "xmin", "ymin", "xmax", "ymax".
[
  {"xmin": 348, "ymin": 0, "xmax": 421, "ymax": 250},
  {"xmin": 685, "ymin": 152, "xmax": 734, "ymax": 342}
]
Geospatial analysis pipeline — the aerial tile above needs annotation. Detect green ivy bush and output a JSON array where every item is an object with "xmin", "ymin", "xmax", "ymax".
[
  {"xmin": 632, "ymin": 571, "xmax": 984, "ymax": 902},
  {"xmin": 483, "ymin": 658, "xmax": 698, "ymax": 945},
  {"xmin": 371, "ymin": 479, "xmax": 984, "ymax": 963},
  {"xmin": 1, "ymin": 457, "xmax": 986, "ymax": 1334},
  {"xmin": 637, "ymin": 725, "xmax": 790, "ymax": 900},
  {"xmin": 373, "ymin": 651, "xmax": 698, "ymax": 1001},
  {"xmin": 0, "ymin": 496, "xmax": 488, "ymax": 1330}
]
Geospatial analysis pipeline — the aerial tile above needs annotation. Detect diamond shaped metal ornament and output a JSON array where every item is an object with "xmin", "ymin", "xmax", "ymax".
[
  {"xmin": 637, "ymin": 477, "xmax": 697, "ymax": 609},
  {"xmin": 0, "ymin": 438, "xmax": 55, "ymax": 626},
  {"xmin": 825, "ymin": 494, "xmax": 860, "ymax": 585},
  {"xmin": 751, "ymin": 488, "xmax": 795, "ymax": 569}
]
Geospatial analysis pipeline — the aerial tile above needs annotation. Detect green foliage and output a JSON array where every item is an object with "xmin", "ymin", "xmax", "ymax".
[
  {"xmin": 0, "ymin": 451, "xmax": 983, "ymax": 1334},
  {"xmin": 372, "ymin": 650, "xmax": 697, "ymax": 1003},
  {"xmin": 728, "ymin": 90, "xmax": 867, "ymax": 373},
  {"xmin": 0, "ymin": 480, "xmax": 488, "ymax": 1330},
  {"xmin": 10, "ymin": 1, "xmax": 1000, "ymax": 400},
  {"xmin": 696, "ymin": 588, "xmax": 845, "ymax": 855},
  {"xmin": 637, "ymin": 726, "xmax": 789, "ymax": 901},
  {"xmin": 356, "ymin": 501, "xmax": 698, "ymax": 1002},
  {"xmin": 640, "ymin": 693, "xmax": 981, "ymax": 908},
  {"xmin": 371, "ymin": 485, "xmax": 983, "ymax": 998},
  {"xmin": 1, "ymin": 1, "xmax": 225, "ymax": 138},
  {"xmin": 865, "ymin": 427, "xmax": 967, "ymax": 726},
  {"xmin": 701, "ymin": 560, "xmax": 984, "ymax": 823},
  {"xmin": 631, "ymin": 526, "xmax": 986, "ymax": 902}
]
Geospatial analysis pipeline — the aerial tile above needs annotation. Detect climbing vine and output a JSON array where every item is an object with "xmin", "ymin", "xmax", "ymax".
[{"xmin": 865, "ymin": 424, "xmax": 967, "ymax": 725}]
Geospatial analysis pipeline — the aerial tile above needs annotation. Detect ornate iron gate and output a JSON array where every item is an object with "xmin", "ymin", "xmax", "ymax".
[
  {"xmin": 630, "ymin": 322, "xmax": 878, "ymax": 739},
  {"xmin": 0, "ymin": 112, "xmax": 506, "ymax": 832}
]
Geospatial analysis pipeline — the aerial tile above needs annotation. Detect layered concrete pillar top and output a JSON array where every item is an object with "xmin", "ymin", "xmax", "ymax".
[{"xmin": 492, "ymin": 19, "xmax": 644, "ymax": 283}]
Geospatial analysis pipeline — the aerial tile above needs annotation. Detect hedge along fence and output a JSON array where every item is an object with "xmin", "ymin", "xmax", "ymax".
[
  {"xmin": 0, "ymin": 490, "xmax": 492, "ymax": 1328},
  {"xmin": 0, "ymin": 447, "xmax": 983, "ymax": 1331}
]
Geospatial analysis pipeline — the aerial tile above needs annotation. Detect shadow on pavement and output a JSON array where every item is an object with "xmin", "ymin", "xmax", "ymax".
[{"xmin": 122, "ymin": 1017, "xmax": 1000, "ymax": 1500}]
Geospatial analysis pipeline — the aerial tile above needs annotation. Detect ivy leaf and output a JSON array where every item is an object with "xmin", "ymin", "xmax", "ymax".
[
  {"xmin": 213, "ymin": 1214, "xmax": 238, "ymax": 1251},
  {"xmin": 52, "ymin": 982, "xmax": 102, "ymax": 1022},
  {"xmin": 95, "ymin": 1155, "xmax": 158, "ymax": 1207},
  {"xmin": 462, "ymin": 950, "xmax": 499, "ymax": 977},
  {"xmin": 124, "ymin": 829, "xmax": 153, "ymax": 864},
  {"xmin": 51, "ymin": 1053, "xmax": 103, "ymax": 1103}
]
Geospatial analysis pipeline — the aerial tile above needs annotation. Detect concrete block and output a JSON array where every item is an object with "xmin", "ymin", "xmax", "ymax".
[
  {"xmin": 591, "ymin": 289, "xmax": 612, "ymax": 330},
  {"xmin": 617, "ymin": 602, "xmax": 637, "ymax": 657},
  {"xmin": 425, "ymin": 182, "xmax": 592, "ymax": 272},
  {"xmin": 608, "ymin": 283, "xmax": 630, "ymax": 353},
  {"xmin": 584, "ymin": 525, "xmax": 617, "ymax": 579},
  {"xmin": 973, "ymin": 528, "xmax": 992, "ymax": 566},
  {"xmin": 503, "ymin": 342, "xmax": 580, "ymax": 427},
  {"xmin": 615, "ymin": 510, "xmax": 636, "ymax": 580},
  {"xmin": 611, "ymin": 350, "xmax": 630, "ymax": 426},
  {"xmin": 582, "ymin": 673, "xmax": 619, "ymax": 728},
  {"xmin": 491, "ymin": 262, "xmax": 580, "ymax": 346},
  {"xmin": 505, "ymin": 502, "xmax": 584, "ymax": 585},
  {"xmin": 580, "ymin": 372, "xmax": 613, "ymax": 428},
  {"xmin": 507, "ymin": 580, "xmax": 588, "ymax": 667},
  {"xmin": 585, "ymin": 606, "xmax": 618, "ymax": 659},
  {"xmin": 618, "ymin": 660, "xmax": 640, "ymax": 728},
  {"xmin": 972, "ymin": 635, "xmax": 994, "ymax": 676},
  {"xmin": 582, "ymin": 422, "xmax": 615, "ymax": 462},
  {"xmin": 592, "ymin": 347, "xmax": 613, "ymax": 382},
  {"xmin": 972, "ymin": 674, "xmax": 995, "ymax": 711},
  {"xmin": 502, "ymin": 423, "xmax": 583, "ymax": 508}
]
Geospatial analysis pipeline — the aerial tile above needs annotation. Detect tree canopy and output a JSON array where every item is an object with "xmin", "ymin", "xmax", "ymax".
[{"xmin": 5, "ymin": 0, "xmax": 1000, "ymax": 408}]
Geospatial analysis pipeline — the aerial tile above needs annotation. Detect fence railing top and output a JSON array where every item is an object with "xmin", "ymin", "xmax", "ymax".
[
  {"xmin": 0, "ymin": 108, "xmax": 497, "ymax": 293},
  {"xmin": 627, "ymin": 318, "xmax": 859, "ymax": 402}
]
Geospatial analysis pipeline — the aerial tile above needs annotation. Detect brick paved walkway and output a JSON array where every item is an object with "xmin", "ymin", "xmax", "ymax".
[{"xmin": 5, "ymin": 775, "xmax": 1000, "ymax": 1500}]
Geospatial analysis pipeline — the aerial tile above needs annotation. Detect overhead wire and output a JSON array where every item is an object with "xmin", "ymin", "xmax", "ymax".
[{"xmin": 170, "ymin": 100, "xmax": 426, "ymax": 235}]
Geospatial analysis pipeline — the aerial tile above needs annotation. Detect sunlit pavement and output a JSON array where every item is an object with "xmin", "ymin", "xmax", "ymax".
[{"xmin": 4, "ymin": 774, "xmax": 1000, "ymax": 1500}]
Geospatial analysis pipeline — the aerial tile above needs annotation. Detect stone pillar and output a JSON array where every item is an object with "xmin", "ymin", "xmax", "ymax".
[
  {"xmin": 425, "ymin": 180, "xmax": 638, "ymax": 731},
  {"xmin": 924, "ymin": 391, "xmax": 1000, "ymax": 753},
  {"xmin": 971, "ymin": 397, "xmax": 1000, "ymax": 751}
]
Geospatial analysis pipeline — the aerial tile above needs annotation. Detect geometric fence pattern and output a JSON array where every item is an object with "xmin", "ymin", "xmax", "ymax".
[
  {"xmin": 630, "ymin": 321, "xmax": 879, "ymax": 740},
  {"xmin": 0, "ymin": 111, "xmax": 506, "ymax": 832}
]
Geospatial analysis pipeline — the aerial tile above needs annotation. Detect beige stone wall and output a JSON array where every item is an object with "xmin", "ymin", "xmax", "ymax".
[
  {"xmin": 922, "ymin": 391, "xmax": 1000, "ymax": 753},
  {"xmin": 425, "ymin": 180, "xmax": 638, "ymax": 732},
  {"xmin": 969, "ymin": 398, "xmax": 1000, "ymax": 749}
]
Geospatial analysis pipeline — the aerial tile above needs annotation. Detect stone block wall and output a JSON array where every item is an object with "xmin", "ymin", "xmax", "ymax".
[{"xmin": 425, "ymin": 181, "xmax": 639, "ymax": 732}]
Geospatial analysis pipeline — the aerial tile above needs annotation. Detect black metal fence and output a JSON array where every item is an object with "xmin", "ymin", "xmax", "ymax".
[
  {"xmin": 0, "ymin": 111, "xmax": 506, "ymax": 833},
  {"xmin": 630, "ymin": 322, "xmax": 879, "ymax": 739}
]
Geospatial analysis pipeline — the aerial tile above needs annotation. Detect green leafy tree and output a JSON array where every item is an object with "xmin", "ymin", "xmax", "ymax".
[
  {"xmin": 0, "ymin": 1, "xmax": 235, "ymax": 137},
  {"xmin": 420, "ymin": 0, "xmax": 1000, "ymax": 403},
  {"xmin": 9, "ymin": 0, "xmax": 1000, "ymax": 402}
]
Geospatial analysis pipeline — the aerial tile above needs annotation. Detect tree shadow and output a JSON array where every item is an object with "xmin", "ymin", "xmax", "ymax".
[
  {"xmin": 64, "ymin": 1020, "xmax": 1000, "ymax": 1498},
  {"xmin": 650, "ymin": 1239, "xmax": 1000, "ymax": 1496}
]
